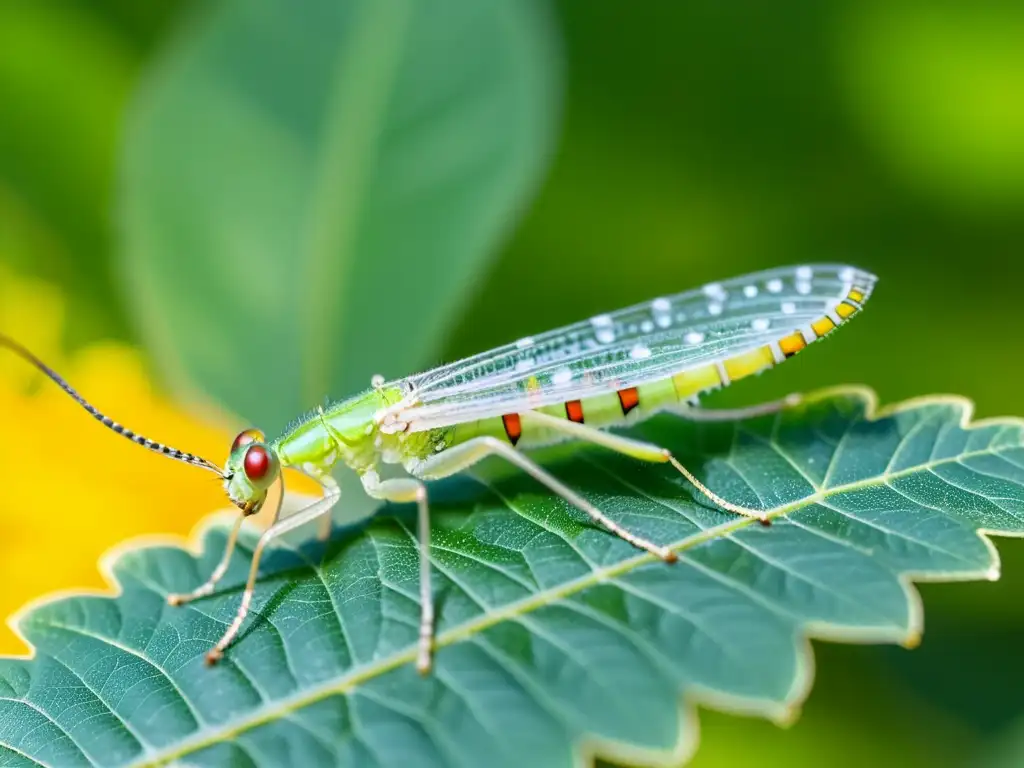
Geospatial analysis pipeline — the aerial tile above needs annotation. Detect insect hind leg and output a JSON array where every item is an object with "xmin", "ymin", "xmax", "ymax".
[
  {"xmin": 520, "ymin": 410, "xmax": 769, "ymax": 523},
  {"xmin": 415, "ymin": 436, "xmax": 677, "ymax": 563},
  {"xmin": 675, "ymin": 393, "xmax": 802, "ymax": 422}
]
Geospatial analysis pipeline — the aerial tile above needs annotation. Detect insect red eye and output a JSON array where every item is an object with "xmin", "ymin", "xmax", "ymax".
[
  {"xmin": 232, "ymin": 428, "xmax": 264, "ymax": 453},
  {"xmin": 243, "ymin": 445, "xmax": 271, "ymax": 481}
]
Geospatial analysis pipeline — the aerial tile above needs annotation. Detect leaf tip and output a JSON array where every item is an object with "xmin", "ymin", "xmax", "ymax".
[
  {"xmin": 901, "ymin": 631, "xmax": 922, "ymax": 650},
  {"xmin": 774, "ymin": 704, "xmax": 802, "ymax": 728}
]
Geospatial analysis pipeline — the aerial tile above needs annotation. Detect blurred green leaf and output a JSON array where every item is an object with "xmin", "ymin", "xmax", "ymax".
[
  {"xmin": 978, "ymin": 716, "xmax": 1024, "ymax": 768},
  {"xmin": 840, "ymin": 0, "xmax": 1024, "ymax": 210},
  {"xmin": 119, "ymin": 0, "xmax": 561, "ymax": 433},
  {"xmin": 3, "ymin": 388, "xmax": 1024, "ymax": 766},
  {"xmin": 0, "ymin": 0, "xmax": 139, "ymax": 341}
]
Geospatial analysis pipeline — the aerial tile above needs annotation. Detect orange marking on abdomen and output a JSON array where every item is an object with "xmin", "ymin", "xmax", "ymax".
[
  {"xmin": 565, "ymin": 400, "xmax": 585, "ymax": 423},
  {"xmin": 502, "ymin": 413, "xmax": 522, "ymax": 446},
  {"xmin": 618, "ymin": 387, "xmax": 640, "ymax": 415}
]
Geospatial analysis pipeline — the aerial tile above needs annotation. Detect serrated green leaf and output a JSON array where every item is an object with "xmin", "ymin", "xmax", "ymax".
[
  {"xmin": 118, "ymin": 0, "xmax": 561, "ymax": 434},
  {"xmin": 3, "ymin": 388, "xmax": 1023, "ymax": 767}
]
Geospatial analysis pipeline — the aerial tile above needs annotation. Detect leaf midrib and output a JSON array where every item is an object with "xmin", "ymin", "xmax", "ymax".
[{"xmin": 129, "ymin": 439, "xmax": 1015, "ymax": 767}]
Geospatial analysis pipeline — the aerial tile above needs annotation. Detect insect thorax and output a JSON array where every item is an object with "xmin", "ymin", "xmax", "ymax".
[{"xmin": 273, "ymin": 388, "xmax": 397, "ymax": 474}]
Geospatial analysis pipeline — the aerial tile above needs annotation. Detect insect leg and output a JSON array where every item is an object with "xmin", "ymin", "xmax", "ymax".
[
  {"xmin": 293, "ymin": 466, "xmax": 338, "ymax": 542},
  {"xmin": 205, "ymin": 476, "xmax": 340, "ymax": 665},
  {"xmin": 167, "ymin": 512, "xmax": 246, "ymax": 606},
  {"xmin": 361, "ymin": 473, "xmax": 434, "ymax": 675},
  {"xmin": 521, "ymin": 410, "xmax": 769, "ymax": 523},
  {"xmin": 676, "ymin": 393, "xmax": 802, "ymax": 422},
  {"xmin": 169, "ymin": 477, "xmax": 289, "ymax": 608},
  {"xmin": 415, "ymin": 437, "xmax": 677, "ymax": 562}
]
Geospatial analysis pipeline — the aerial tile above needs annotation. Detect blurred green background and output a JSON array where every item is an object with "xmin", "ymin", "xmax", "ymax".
[{"xmin": 2, "ymin": 0, "xmax": 1023, "ymax": 765}]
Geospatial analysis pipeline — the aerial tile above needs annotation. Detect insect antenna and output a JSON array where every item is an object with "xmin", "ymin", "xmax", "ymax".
[{"xmin": 1, "ymin": 334, "xmax": 225, "ymax": 478}]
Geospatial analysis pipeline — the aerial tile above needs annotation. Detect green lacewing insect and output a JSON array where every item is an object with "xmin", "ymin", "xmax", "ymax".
[{"xmin": 1, "ymin": 263, "xmax": 875, "ymax": 673}]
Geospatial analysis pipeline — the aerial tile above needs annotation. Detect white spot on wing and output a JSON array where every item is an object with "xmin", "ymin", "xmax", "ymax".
[
  {"xmin": 766, "ymin": 278, "xmax": 783, "ymax": 293},
  {"xmin": 552, "ymin": 367, "xmax": 573, "ymax": 385},
  {"xmin": 592, "ymin": 314, "xmax": 616, "ymax": 344},
  {"xmin": 796, "ymin": 280, "xmax": 812, "ymax": 295},
  {"xmin": 703, "ymin": 282, "xmax": 727, "ymax": 301},
  {"xmin": 652, "ymin": 297, "xmax": 673, "ymax": 328},
  {"xmin": 743, "ymin": 285, "xmax": 758, "ymax": 298},
  {"xmin": 751, "ymin": 318, "xmax": 771, "ymax": 331},
  {"xmin": 796, "ymin": 265, "xmax": 813, "ymax": 280},
  {"xmin": 684, "ymin": 331, "xmax": 705, "ymax": 344},
  {"xmin": 630, "ymin": 344, "xmax": 652, "ymax": 360},
  {"xmin": 839, "ymin": 266, "xmax": 856, "ymax": 282},
  {"xmin": 708, "ymin": 302, "xmax": 723, "ymax": 316},
  {"xmin": 641, "ymin": 320, "xmax": 654, "ymax": 333},
  {"xmin": 782, "ymin": 301, "xmax": 796, "ymax": 314},
  {"xmin": 516, "ymin": 336, "xmax": 534, "ymax": 349}
]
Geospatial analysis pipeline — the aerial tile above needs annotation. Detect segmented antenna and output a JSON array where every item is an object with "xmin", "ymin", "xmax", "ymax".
[{"xmin": 1, "ymin": 334, "xmax": 225, "ymax": 477}]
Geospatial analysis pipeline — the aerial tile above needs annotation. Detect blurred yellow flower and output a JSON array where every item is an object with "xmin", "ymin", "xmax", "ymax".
[{"xmin": 0, "ymin": 268, "xmax": 232, "ymax": 655}]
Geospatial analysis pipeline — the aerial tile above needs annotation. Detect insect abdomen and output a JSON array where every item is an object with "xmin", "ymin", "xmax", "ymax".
[{"xmin": 446, "ymin": 284, "xmax": 867, "ymax": 450}]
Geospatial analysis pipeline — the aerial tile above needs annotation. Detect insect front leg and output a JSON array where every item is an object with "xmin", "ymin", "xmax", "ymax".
[
  {"xmin": 205, "ymin": 476, "xmax": 341, "ymax": 665},
  {"xmin": 167, "ymin": 512, "xmax": 246, "ymax": 607},
  {"xmin": 520, "ymin": 410, "xmax": 770, "ymax": 523},
  {"xmin": 168, "ymin": 476, "xmax": 292, "ymax": 608},
  {"xmin": 360, "ymin": 471, "xmax": 434, "ymax": 675},
  {"xmin": 294, "ymin": 464, "xmax": 340, "ymax": 542},
  {"xmin": 415, "ymin": 437, "xmax": 677, "ymax": 562}
]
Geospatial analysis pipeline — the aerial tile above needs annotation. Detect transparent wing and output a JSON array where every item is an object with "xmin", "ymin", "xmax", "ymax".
[{"xmin": 397, "ymin": 264, "xmax": 876, "ymax": 430}]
